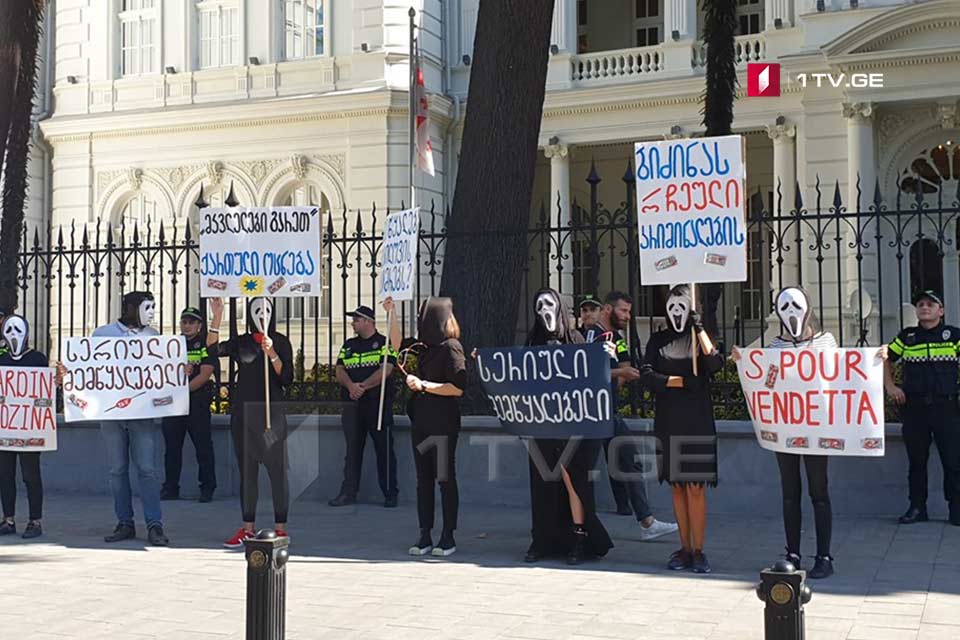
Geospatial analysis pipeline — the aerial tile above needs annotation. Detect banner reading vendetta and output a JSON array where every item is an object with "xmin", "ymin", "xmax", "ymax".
[
  {"xmin": 476, "ymin": 343, "xmax": 613, "ymax": 439},
  {"xmin": 634, "ymin": 135, "xmax": 747, "ymax": 285},
  {"xmin": 736, "ymin": 347, "xmax": 885, "ymax": 456},
  {"xmin": 199, "ymin": 206, "xmax": 322, "ymax": 298},
  {"xmin": 0, "ymin": 367, "xmax": 57, "ymax": 452},
  {"xmin": 61, "ymin": 337, "xmax": 189, "ymax": 422}
]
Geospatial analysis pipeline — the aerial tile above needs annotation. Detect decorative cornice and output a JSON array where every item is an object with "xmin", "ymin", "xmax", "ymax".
[
  {"xmin": 543, "ymin": 143, "xmax": 568, "ymax": 159},
  {"xmin": 766, "ymin": 121, "xmax": 796, "ymax": 142},
  {"xmin": 842, "ymin": 102, "xmax": 874, "ymax": 122},
  {"xmin": 858, "ymin": 19, "xmax": 960, "ymax": 54}
]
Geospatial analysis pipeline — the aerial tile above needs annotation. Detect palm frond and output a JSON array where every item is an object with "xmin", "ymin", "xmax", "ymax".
[{"xmin": 700, "ymin": 0, "xmax": 738, "ymax": 137}]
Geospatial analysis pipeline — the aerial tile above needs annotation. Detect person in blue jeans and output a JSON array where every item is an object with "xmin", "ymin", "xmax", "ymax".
[{"xmin": 85, "ymin": 291, "xmax": 169, "ymax": 546}]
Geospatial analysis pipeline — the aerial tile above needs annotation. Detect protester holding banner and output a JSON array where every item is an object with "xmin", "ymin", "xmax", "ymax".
[
  {"xmin": 734, "ymin": 286, "xmax": 835, "ymax": 578},
  {"xmin": 883, "ymin": 290, "xmax": 960, "ymax": 526},
  {"xmin": 161, "ymin": 307, "xmax": 218, "ymax": 503},
  {"xmin": 208, "ymin": 297, "xmax": 294, "ymax": 548},
  {"xmin": 522, "ymin": 288, "xmax": 613, "ymax": 565},
  {"xmin": 88, "ymin": 291, "xmax": 169, "ymax": 546},
  {"xmin": 383, "ymin": 296, "xmax": 465, "ymax": 557},
  {"xmin": 329, "ymin": 305, "xmax": 399, "ymax": 508},
  {"xmin": 0, "ymin": 315, "xmax": 48, "ymax": 539},
  {"xmin": 640, "ymin": 285, "xmax": 722, "ymax": 574}
]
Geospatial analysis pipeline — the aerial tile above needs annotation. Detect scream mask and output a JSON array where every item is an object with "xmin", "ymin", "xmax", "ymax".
[
  {"xmin": 776, "ymin": 286, "xmax": 812, "ymax": 340},
  {"xmin": 249, "ymin": 297, "xmax": 274, "ymax": 335},
  {"xmin": 535, "ymin": 292, "xmax": 560, "ymax": 334},
  {"xmin": 121, "ymin": 291, "xmax": 155, "ymax": 329},
  {"xmin": 665, "ymin": 285, "xmax": 692, "ymax": 333},
  {"xmin": 1, "ymin": 314, "xmax": 29, "ymax": 359}
]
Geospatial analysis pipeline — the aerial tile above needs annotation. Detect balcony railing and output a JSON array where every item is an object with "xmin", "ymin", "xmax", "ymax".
[
  {"xmin": 694, "ymin": 34, "xmax": 767, "ymax": 68},
  {"xmin": 571, "ymin": 45, "xmax": 664, "ymax": 84}
]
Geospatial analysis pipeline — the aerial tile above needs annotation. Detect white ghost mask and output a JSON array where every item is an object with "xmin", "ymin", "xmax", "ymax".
[
  {"xmin": 776, "ymin": 287, "xmax": 811, "ymax": 340},
  {"xmin": 139, "ymin": 299, "xmax": 155, "ymax": 328},
  {"xmin": 666, "ymin": 290, "xmax": 692, "ymax": 333},
  {"xmin": 535, "ymin": 293, "xmax": 558, "ymax": 334},
  {"xmin": 250, "ymin": 297, "xmax": 273, "ymax": 334},
  {"xmin": 2, "ymin": 315, "xmax": 29, "ymax": 359}
]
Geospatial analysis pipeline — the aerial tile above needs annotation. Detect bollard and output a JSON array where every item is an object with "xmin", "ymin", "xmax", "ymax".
[
  {"xmin": 244, "ymin": 530, "xmax": 289, "ymax": 640},
  {"xmin": 756, "ymin": 559, "xmax": 812, "ymax": 640}
]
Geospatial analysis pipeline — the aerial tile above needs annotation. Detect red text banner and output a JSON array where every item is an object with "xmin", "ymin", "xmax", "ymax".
[{"xmin": 0, "ymin": 367, "xmax": 57, "ymax": 452}]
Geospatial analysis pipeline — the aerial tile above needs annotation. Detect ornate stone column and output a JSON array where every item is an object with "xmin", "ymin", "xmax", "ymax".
[{"xmin": 544, "ymin": 142, "xmax": 572, "ymax": 294}]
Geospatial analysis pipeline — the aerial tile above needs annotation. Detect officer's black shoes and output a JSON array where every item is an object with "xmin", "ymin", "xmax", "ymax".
[
  {"xmin": 383, "ymin": 495, "xmax": 398, "ymax": 508},
  {"xmin": 408, "ymin": 529, "xmax": 433, "ymax": 556},
  {"xmin": 160, "ymin": 489, "xmax": 180, "ymax": 501},
  {"xmin": 898, "ymin": 505, "xmax": 929, "ymax": 524},
  {"xmin": 783, "ymin": 550, "xmax": 802, "ymax": 570},
  {"xmin": 524, "ymin": 545, "xmax": 543, "ymax": 563},
  {"xmin": 147, "ymin": 524, "xmax": 169, "ymax": 547},
  {"xmin": 328, "ymin": 494, "xmax": 356, "ymax": 507},
  {"xmin": 104, "ymin": 523, "xmax": 136, "ymax": 543},
  {"xmin": 809, "ymin": 556, "xmax": 834, "ymax": 579},
  {"xmin": 0, "ymin": 519, "xmax": 15, "ymax": 535},
  {"xmin": 198, "ymin": 491, "xmax": 214, "ymax": 503}
]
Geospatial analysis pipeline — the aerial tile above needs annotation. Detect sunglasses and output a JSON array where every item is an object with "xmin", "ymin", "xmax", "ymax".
[{"xmin": 397, "ymin": 342, "xmax": 427, "ymax": 376}]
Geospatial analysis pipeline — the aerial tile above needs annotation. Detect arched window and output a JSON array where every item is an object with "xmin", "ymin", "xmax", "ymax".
[
  {"xmin": 274, "ymin": 183, "xmax": 329, "ymax": 320},
  {"xmin": 118, "ymin": 192, "xmax": 159, "ymax": 238},
  {"xmin": 909, "ymin": 238, "xmax": 943, "ymax": 299},
  {"xmin": 899, "ymin": 139, "xmax": 960, "ymax": 195}
]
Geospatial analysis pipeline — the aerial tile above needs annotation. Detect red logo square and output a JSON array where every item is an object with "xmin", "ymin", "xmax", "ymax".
[{"xmin": 747, "ymin": 63, "xmax": 780, "ymax": 97}]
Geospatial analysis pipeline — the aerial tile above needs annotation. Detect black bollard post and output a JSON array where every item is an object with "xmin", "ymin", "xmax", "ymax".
[
  {"xmin": 756, "ymin": 559, "xmax": 812, "ymax": 640},
  {"xmin": 244, "ymin": 530, "xmax": 289, "ymax": 640}
]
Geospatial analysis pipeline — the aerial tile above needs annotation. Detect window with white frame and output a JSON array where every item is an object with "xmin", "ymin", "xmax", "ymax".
[
  {"xmin": 197, "ymin": 1, "xmax": 240, "ymax": 69},
  {"xmin": 634, "ymin": 0, "xmax": 662, "ymax": 48},
  {"xmin": 282, "ymin": 0, "xmax": 326, "ymax": 60},
  {"xmin": 118, "ymin": 0, "xmax": 157, "ymax": 77},
  {"xmin": 736, "ymin": 0, "xmax": 764, "ymax": 35},
  {"xmin": 276, "ymin": 184, "xmax": 330, "ymax": 319}
]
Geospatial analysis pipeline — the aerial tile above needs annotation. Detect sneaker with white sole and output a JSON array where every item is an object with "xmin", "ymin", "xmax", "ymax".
[
  {"xmin": 638, "ymin": 518, "xmax": 679, "ymax": 541},
  {"xmin": 431, "ymin": 531, "xmax": 456, "ymax": 557},
  {"xmin": 409, "ymin": 530, "xmax": 433, "ymax": 556}
]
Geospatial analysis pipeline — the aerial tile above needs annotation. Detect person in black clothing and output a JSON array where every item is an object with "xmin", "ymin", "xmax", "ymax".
[
  {"xmin": 641, "ymin": 285, "xmax": 722, "ymax": 574},
  {"xmin": 884, "ymin": 289, "xmax": 960, "ymax": 526},
  {"xmin": 329, "ymin": 304, "xmax": 399, "ymax": 508},
  {"xmin": 0, "ymin": 314, "xmax": 48, "ymax": 539},
  {"xmin": 523, "ymin": 288, "xmax": 613, "ymax": 565},
  {"xmin": 161, "ymin": 306, "xmax": 218, "ymax": 502},
  {"xmin": 207, "ymin": 297, "xmax": 295, "ymax": 548}
]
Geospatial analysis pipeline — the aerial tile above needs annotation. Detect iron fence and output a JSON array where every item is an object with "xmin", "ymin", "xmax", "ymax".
[{"xmin": 14, "ymin": 163, "xmax": 960, "ymax": 418}]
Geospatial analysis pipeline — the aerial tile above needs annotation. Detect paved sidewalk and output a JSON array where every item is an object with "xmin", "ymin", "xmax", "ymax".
[{"xmin": 1, "ymin": 493, "xmax": 959, "ymax": 640}]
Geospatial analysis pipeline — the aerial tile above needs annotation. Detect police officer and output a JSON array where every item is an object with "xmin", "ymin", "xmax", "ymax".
[
  {"xmin": 329, "ymin": 305, "xmax": 399, "ymax": 508},
  {"xmin": 161, "ymin": 306, "xmax": 218, "ymax": 502},
  {"xmin": 884, "ymin": 290, "xmax": 960, "ymax": 526}
]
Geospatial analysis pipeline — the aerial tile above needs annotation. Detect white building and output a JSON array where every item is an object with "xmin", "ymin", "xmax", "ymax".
[{"xmin": 24, "ymin": 0, "xmax": 960, "ymax": 356}]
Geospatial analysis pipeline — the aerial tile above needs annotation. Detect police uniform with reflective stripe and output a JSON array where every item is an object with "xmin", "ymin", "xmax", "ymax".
[{"xmin": 888, "ymin": 322, "xmax": 960, "ymax": 514}]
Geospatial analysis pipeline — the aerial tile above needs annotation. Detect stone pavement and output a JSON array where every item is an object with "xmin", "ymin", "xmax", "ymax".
[{"xmin": 2, "ymin": 493, "xmax": 960, "ymax": 640}]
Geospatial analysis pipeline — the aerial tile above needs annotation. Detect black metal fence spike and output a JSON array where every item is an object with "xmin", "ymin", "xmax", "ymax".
[
  {"xmin": 586, "ymin": 158, "xmax": 601, "ymax": 185},
  {"xmin": 194, "ymin": 183, "xmax": 208, "ymax": 209},
  {"xmin": 832, "ymin": 180, "xmax": 843, "ymax": 210},
  {"xmin": 225, "ymin": 181, "xmax": 239, "ymax": 207},
  {"xmin": 873, "ymin": 177, "xmax": 883, "ymax": 208},
  {"xmin": 621, "ymin": 161, "xmax": 634, "ymax": 184},
  {"xmin": 794, "ymin": 180, "xmax": 803, "ymax": 211},
  {"xmin": 914, "ymin": 174, "xmax": 924, "ymax": 205}
]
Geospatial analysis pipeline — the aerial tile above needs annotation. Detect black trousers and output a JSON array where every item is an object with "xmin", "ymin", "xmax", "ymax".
[
  {"xmin": 411, "ymin": 426, "xmax": 459, "ymax": 532},
  {"xmin": 338, "ymin": 402, "xmax": 398, "ymax": 499},
  {"xmin": 902, "ymin": 399, "xmax": 960, "ymax": 507},
  {"xmin": 0, "ymin": 451, "xmax": 43, "ymax": 521},
  {"xmin": 776, "ymin": 453, "xmax": 831, "ymax": 557},
  {"xmin": 603, "ymin": 417, "xmax": 653, "ymax": 521},
  {"xmin": 231, "ymin": 421, "xmax": 289, "ymax": 524},
  {"xmin": 162, "ymin": 397, "xmax": 217, "ymax": 495}
]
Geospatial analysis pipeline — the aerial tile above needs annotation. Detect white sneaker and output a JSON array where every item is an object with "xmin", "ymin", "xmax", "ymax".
[{"xmin": 638, "ymin": 519, "xmax": 679, "ymax": 541}]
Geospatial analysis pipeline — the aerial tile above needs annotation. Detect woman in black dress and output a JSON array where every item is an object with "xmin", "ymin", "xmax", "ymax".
[
  {"xmin": 523, "ymin": 288, "xmax": 613, "ymax": 565},
  {"xmin": 641, "ymin": 285, "xmax": 722, "ymax": 574},
  {"xmin": 384, "ymin": 296, "xmax": 466, "ymax": 557},
  {"xmin": 207, "ymin": 297, "xmax": 294, "ymax": 548}
]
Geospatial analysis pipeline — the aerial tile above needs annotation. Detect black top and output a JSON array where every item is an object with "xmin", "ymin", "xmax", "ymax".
[
  {"xmin": 580, "ymin": 321, "xmax": 631, "ymax": 409},
  {"xmin": 888, "ymin": 322, "xmax": 960, "ymax": 396},
  {"xmin": 407, "ymin": 337, "xmax": 467, "ymax": 428},
  {"xmin": 336, "ymin": 332, "xmax": 397, "ymax": 406},
  {"xmin": 185, "ymin": 335, "xmax": 218, "ymax": 399},
  {"xmin": 214, "ymin": 332, "xmax": 294, "ymax": 406},
  {"xmin": 0, "ymin": 350, "xmax": 49, "ymax": 368}
]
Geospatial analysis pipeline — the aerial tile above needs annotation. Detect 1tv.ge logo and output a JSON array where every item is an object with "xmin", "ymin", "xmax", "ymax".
[{"xmin": 747, "ymin": 63, "xmax": 884, "ymax": 97}]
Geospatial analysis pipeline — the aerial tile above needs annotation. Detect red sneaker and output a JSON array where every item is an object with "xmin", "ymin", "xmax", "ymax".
[
  {"xmin": 276, "ymin": 529, "xmax": 289, "ymax": 541},
  {"xmin": 223, "ymin": 528, "xmax": 254, "ymax": 549}
]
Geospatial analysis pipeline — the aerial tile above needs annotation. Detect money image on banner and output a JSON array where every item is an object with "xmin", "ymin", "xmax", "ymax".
[
  {"xmin": 199, "ymin": 206, "xmax": 322, "ymax": 298},
  {"xmin": 0, "ymin": 367, "xmax": 57, "ymax": 452},
  {"xmin": 634, "ymin": 135, "xmax": 747, "ymax": 285},
  {"xmin": 379, "ymin": 207, "xmax": 420, "ymax": 302},
  {"xmin": 736, "ymin": 347, "xmax": 885, "ymax": 456},
  {"xmin": 476, "ymin": 343, "xmax": 613, "ymax": 439},
  {"xmin": 61, "ymin": 336, "xmax": 189, "ymax": 422}
]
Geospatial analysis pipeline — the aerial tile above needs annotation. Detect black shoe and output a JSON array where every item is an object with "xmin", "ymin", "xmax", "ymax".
[
  {"xmin": 615, "ymin": 505, "xmax": 633, "ymax": 516},
  {"xmin": 160, "ymin": 489, "xmax": 180, "ymax": 501},
  {"xmin": 567, "ymin": 528, "xmax": 587, "ymax": 565},
  {"xmin": 667, "ymin": 548, "xmax": 692, "ymax": 571},
  {"xmin": 783, "ymin": 550, "xmax": 802, "ymax": 570},
  {"xmin": 408, "ymin": 529, "xmax": 433, "ymax": 556},
  {"xmin": 898, "ymin": 506, "xmax": 928, "ymax": 524},
  {"xmin": 384, "ymin": 495, "xmax": 398, "ymax": 508},
  {"xmin": 328, "ymin": 494, "xmax": 356, "ymax": 507},
  {"xmin": 148, "ymin": 524, "xmax": 169, "ymax": 547},
  {"xmin": 809, "ymin": 555, "xmax": 834, "ymax": 579},
  {"xmin": 198, "ymin": 492, "xmax": 214, "ymax": 504},
  {"xmin": 432, "ymin": 530, "xmax": 456, "ymax": 557},
  {"xmin": 22, "ymin": 521, "xmax": 42, "ymax": 539},
  {"xmin": 524, "ymin": 545, "xmax": 543, "ymax": 563},
  {"xmin": 691, "ymin": 550, "xmax": 712, "ymax": 574},
  {"xmin": 104, "ymin": 523, "xmax": 136, "ymax": 543},
  {"xmin": 949, "ymin": 501, "xmax": 960, "ymax": 526},
  {"xmin": 0, "ymin": 520, "xmax": 15, "ymax": 535}
]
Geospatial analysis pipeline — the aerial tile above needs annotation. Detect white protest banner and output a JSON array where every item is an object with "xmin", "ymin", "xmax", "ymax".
[
  {"xmin": 61, "ymin": 336, "xmax": 189, "ymax": 422},
  {"xmin": 199, "ymin": 206, "xmax": 321, "ymax": 298},
  {"xmin": 379, "ymin": 207, "xmax": 420, "ymax": 302},
  {"xmin": 0, "ymin": 367, "xmax": 57, "ymax": 452},
  {"xmin": 634, "ymin": 135, "xmax": 747, "ymax": 285},
  {"xmin": 736, "ymin": 347, "xmax": 885, "ymax": 456}
]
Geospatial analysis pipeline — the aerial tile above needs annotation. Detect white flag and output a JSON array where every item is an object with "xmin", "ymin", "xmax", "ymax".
[{"xmin": 414, "ymin": 42, "xmax": 435, "ymax": 176}]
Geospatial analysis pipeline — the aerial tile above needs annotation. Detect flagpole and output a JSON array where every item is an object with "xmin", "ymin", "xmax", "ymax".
[{"xmin": 408, "ymin": 7, "xmax": 417, "ymax": 212}]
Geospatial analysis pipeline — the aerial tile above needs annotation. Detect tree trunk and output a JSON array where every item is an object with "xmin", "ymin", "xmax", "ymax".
[
  {"xmin": 699, "ymin": 0, "xmax": 738, "ymax": 341},
  {"xmin": 0, "ymin": 0, "xmax": 44, "ymax": 313},
  {"xmin": 438, "ymin": 0, "xmax": 556, "ymax": 352}
]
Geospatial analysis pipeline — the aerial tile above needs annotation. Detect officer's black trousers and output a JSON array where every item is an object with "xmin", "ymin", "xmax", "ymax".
[
  {"xmin": 776, "ymin": 453, "xmax": 831, "ymax": 557},
  {"xmin": 339, "ymin": 402, "xmax": 398, "ymax": 499},
  {"xmin": 162, "ymin": 397, "xmax": 217, "ymax": 495},
  {"xmin": 902, "ymin": 399, "xmax": 960, "ymax": 507}
]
